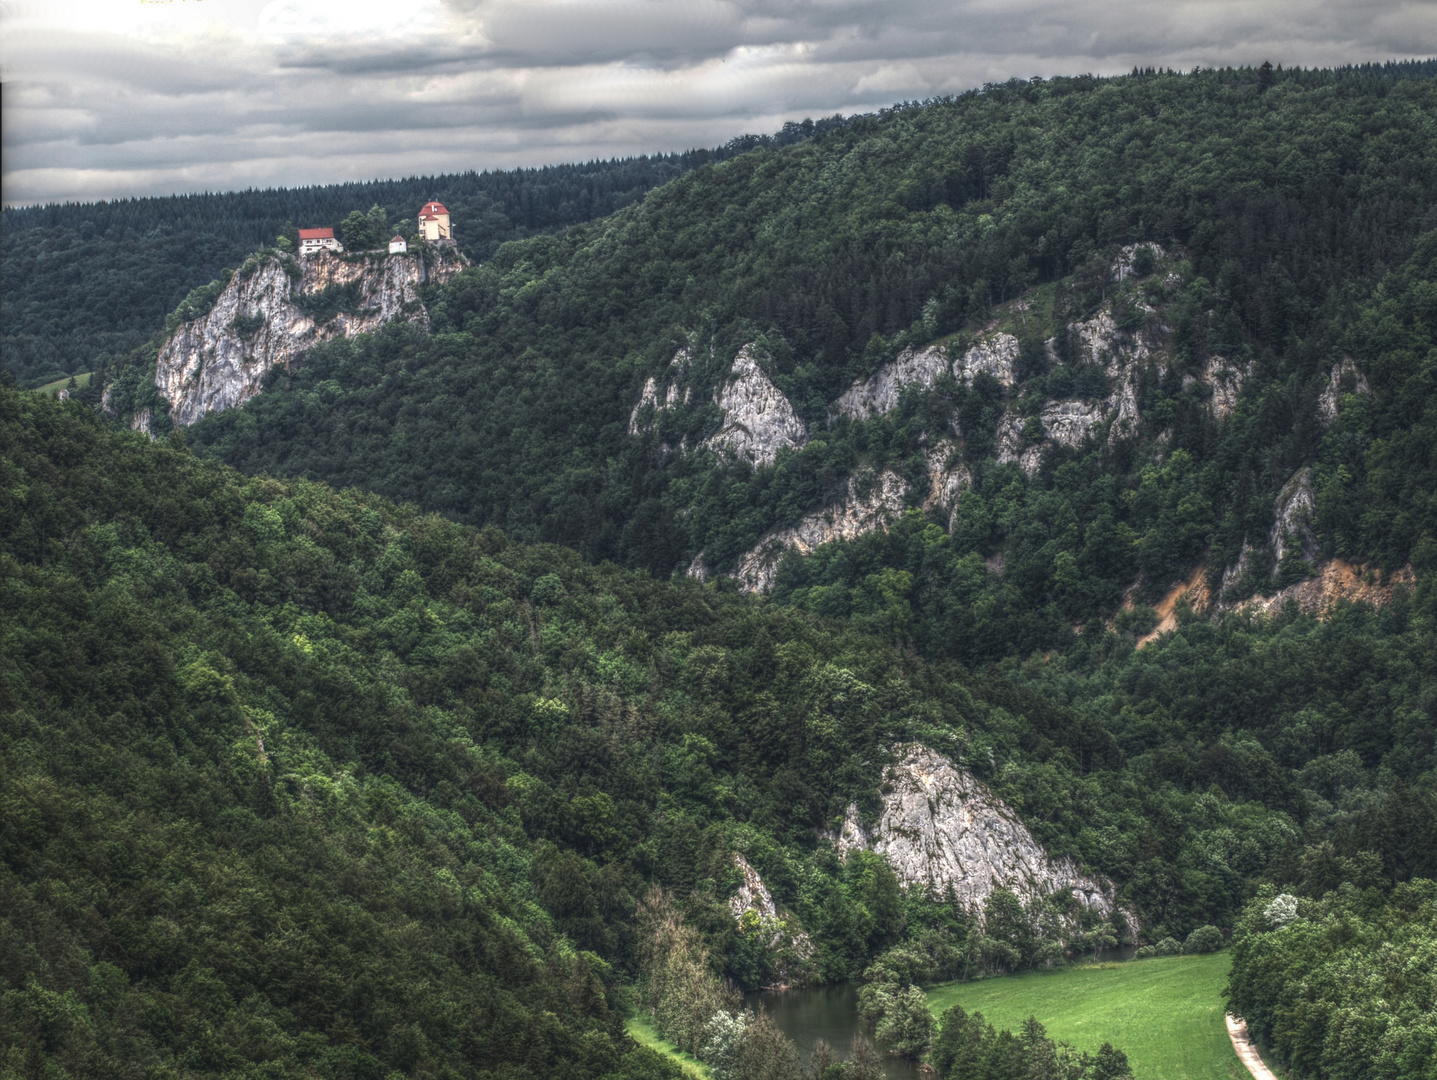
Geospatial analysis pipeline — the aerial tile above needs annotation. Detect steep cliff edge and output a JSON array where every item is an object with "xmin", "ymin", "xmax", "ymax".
[
  {"xmin": 154, "ymin": 250, "xmax": 461, "ymax": 426},
  {"xmin": 836, "ymin": 744, "xmax": 1129, "ymax": 930}
]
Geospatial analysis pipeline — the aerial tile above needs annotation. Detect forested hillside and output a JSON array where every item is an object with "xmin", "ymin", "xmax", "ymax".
[
  {"xmin": 7, "ymin": 58, "xmax": 1437, "ymax": 1080},
  {"xmin": 0, "ymin": 129, "xmax": 831, "ymax": 388},
  {"xmin": 4, "ymin": 379, "xmax": 1436, "ymax": 1075},
  {"xmin": 150, "ymin": 62, "xmax": 1437, "ymax": 667}
]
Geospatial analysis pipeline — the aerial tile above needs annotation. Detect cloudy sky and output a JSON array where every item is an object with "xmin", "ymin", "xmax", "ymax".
[{"xmin": 2, "ymin": 0, "xmax": 1434, "ymax": 206}]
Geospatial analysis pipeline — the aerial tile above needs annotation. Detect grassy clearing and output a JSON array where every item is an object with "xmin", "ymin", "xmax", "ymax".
[
  {"xmin": 926, "ymin": 953, "xmax": 1244, "ymax": 1080},
  {"xmin": 32, "ymin": 372, "xmax": 91, "ymax": 395},
  {"xmin": 626, "ymin": 1016, "xmax": 712, "ymax": 1079}
]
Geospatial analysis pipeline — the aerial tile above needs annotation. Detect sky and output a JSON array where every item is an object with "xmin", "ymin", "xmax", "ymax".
[{"xmin": 2, "ymin": 0, "xmax": 1434, "ymax": 207}]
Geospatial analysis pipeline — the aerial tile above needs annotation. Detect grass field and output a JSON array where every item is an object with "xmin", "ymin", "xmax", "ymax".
[
  {"xmin": 925, "ymin": 953, "xmax": 1245, "ymax": 1080},
  {"xmin": 626, "ymin": 1016, "xmax": 712, "ymax": 1079},
  {"xmin": 32, "ymin": 372, "xmax": 91, "ymax": 396}
]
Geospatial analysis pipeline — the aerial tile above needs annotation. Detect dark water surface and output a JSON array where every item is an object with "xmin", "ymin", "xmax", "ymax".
[{"xmin": 744, "ymin": 984, "xmax": 919, "ymax": 1080}]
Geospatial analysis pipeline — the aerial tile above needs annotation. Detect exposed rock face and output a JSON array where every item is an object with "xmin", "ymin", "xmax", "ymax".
[
  {"xmin": 1042, "ymin": 399, "xmax": 1106, "ymax": 448},
  {"xmin": 1236, "ymin": 559, "xmax": 1415, "ymax": 618},
  {"xmin": 954, "ymin": 334, "xmax": 1019, "ymax": 386},
  {"xmin": 1068, "ymin": 308, "xmax": 1156, "ymax": 369},
  {"xmin": 831, "ymin": 345, "xmax": 949, "ymax": 422},
  {"xmin": 1193, "ymin": 355, "xmax": 1247, "ymax": 421},
  {"xmin": 995, "ymin": 414, "xmax": 1042, "ymax": 474},
  {"xmin": 830, "ymin": 334, "xmax": 1019, "ymax": 426},
  {"xmin": 836, "ymin": 745, "xmax": 1125, "ymax": 925},
  {"xmin": 728, "ymin": 854, "xmax": 813, "ymax": 978},
  {"xmin": 924, "ymin": 439, "xmax": 971, "ymax": 528},
  {"xmin": 1271, "ymin": 467, "xmax": 1319, "ymax": 570},
  {"xmin": 733, "ymin": 470, "xmax": 907, "ymax": 592},
  {"xmin": 1110, "ymin": 242, "xmax": 1169, "ymax": 283},
  {"xmin": 730, "ymin": 853, "xmax": 781, "ymax": 924},
  {"xmin": 705, "ymin": 345, "xmax": 806, "ymax": 466},
  {"xmin": 1107, "ymin": 370, "xmax": 1141, "ymax": 443},
  {"xmin": 154, "ymin": 251, "xmax": 458, "ymax": 426},
  {"xmin": 629, "ymin": 348, "xmax": 693, "ymax": 447},
  {"xmin": 1318, "ymin": 356, "xmax": 1371, "ymax": 424}
]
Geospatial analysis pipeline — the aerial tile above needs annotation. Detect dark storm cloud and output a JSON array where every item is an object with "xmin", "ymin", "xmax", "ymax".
[{"xmin": 3, "ymin": 0, "xmax": 1434, "ymax": 204}]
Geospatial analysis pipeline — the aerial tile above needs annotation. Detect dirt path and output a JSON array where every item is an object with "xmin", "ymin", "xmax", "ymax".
[{"xmin": 1226, "ymin": 1014, "xmax": 1278, "ymax": 1080}]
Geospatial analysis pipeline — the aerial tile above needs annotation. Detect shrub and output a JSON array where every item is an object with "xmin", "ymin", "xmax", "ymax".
[
  {"xmin": 1183, "ymin": 925, "xmax": 1224, "ymax": 954},
  {"xmin": 1133, "ymin": 937, "xmax": 1182, "ymax": 959}
]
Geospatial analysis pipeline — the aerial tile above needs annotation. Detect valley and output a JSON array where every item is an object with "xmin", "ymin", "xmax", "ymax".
[{"xmin": 3, "ymin": 60, "xmax": 1436, "ymax": 1080}]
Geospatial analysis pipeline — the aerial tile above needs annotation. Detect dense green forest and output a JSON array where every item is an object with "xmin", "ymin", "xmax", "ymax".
[
  {"xmin": 1, "ymin": 120, "xmax": 849, "ymax": 388},
  {"xmin": 4, "ymin": 376, "xmax": 1436, "ymax": 1075},
  {"xmin": 7, "ymin": 59, "xmax": 1437, "ymax": 1080},
  {"xmin": 151, "ymin": 62, "xmax": 1437, "ymax": 656},
  {"xmin": 1227, "ymin": 883, "xmax": 1436, "ymax": 1080}
]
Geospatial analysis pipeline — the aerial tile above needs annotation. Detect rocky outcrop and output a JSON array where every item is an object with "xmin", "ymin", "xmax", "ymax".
[
  {"xmin": 629, "ymin": 348, "xmax": 693, "ymax": 449},
  {"xmin": 1318, "ymin": 356, "xmax": 1371, "ymax": 424},
  {"xmin": 733, "ymin": 470, "xmax": 907, "ymax": 592},
  {"xmin": 1235, "ymin": 559, "xmax": 1415, "ymax": 618},
  {"xmin": 995, "ymin": 414, "xmax": 1042, "ymax": 474},
  {"xmin": 831, "ymin": 345, "xmax": 950, "ymax": 422},
  {"xmin": 705, "ymin": 345, "xmax": 806, "ymax": 467},
  {"xmin": 953, "ymin": 333, "xmax": 1019, "ymax": 386},
  {"xmin": 1042, "ymin": 399, "xmax": 1106, "ymax": 448},
  {"xmin": 1139, "ymin": 558, "xmax": 1416, "ymax": 648},
  {"xmin": 924, "ymin": 439, "xmax": 971, "ymax": 528},
  {"xmin": 830, "ymin": 335, "xmax": 1019, "ymax": 425},
  {"xmin": 836, "ymin": 745, "xmax": 1128, "ymax": 927},
  {"xmin": 154, "ymin": 251, "xmax": 460, "ymax": 427},
  {"xmin": 1271, "ymin": 467, "xmax": 1319, "ymax": 571},
  {"xmin": 728, "ymin": 854, "xmax": 813, "ymax": 980},
  {"xmin": 730, "ymin": 853, "xmax": 781, "ymax": 924},
  {"xmin": 1188, "ymin": 355, "xmax": 1247, "ymax": 421}
]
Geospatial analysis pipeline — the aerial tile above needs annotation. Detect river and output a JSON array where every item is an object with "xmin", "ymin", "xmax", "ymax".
[{"xmin": 744, "ymin": 983, "xmax": 919, "ymax": 1079}]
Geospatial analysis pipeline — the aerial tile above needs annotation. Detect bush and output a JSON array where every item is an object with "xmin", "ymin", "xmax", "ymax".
[
  {"xmin": 1133, "ymin": 937, "xmax": 1182, "ymax": 959},
  {"xmin": 1183, "ymin": 926, "xmax": 1224, "ymax": 954}
]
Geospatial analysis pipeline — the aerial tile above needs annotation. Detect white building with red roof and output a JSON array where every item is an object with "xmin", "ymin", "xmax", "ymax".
[
  {"xmin": 298, "ymin": 227, "xmax": 342, "ymax": 256},
  {"xmin": 388, "ymin": 234, "xmax": 408, "ymax": 254},
  {"xmin": 417, "ymin": 201, "xmax": 453, "ymax": 242}
]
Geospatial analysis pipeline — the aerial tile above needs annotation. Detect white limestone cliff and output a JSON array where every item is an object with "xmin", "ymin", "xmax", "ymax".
[
  {"xmin": 924, "ymin": 439, "xmax": 971, "ymax": 529},
  {"xmin": 728, "ymin": 854, "xmax": 813, "ymax": 979},
  {"xmin": 1318, "ymin": 356, "xmax": 1371, "ymax": 424},
  {"xmin": 153, "ymin": 251, "xmax": 460, "ymax": 427},
  {"xmin": 831, "ymin": 345, "xmax": 950, "ymax": 422},
  {"xmin": 705, "ymin": 345, "xmax": 806, "ymax": 467},
  {"xmin": 733, "ymin": 470, "xmax": 907, "ymax": 592},
  {"xmin": 836, "ymin": 745, "xmax": 1128, "ymax": 928},
  {"xmin": 995, "ymin": 414, "xmax": 1043, "ymax": 474},
  {"xmin": 953, "ymin": 333, "xmax": 1019, "ymax": 386},
  {"xmin": 1271, "ymin": 467, "xmax": 1319, "ymax": 570},
  {"xmin": 628, "ymin": 347, "xmax": 692, "ymax": 440},
  {"xmin": 1191, "ymin": 355, "xmax": 1248, "ymax": 421},
  {"xmin": 1042, "ymin": 399, "xmax": 1107, "ymax": 449}
]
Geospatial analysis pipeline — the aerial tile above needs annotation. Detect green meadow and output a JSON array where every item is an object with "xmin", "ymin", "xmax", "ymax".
[
  {"xmin": 626, "ymin": 1016, "xmax": 713, "ymax": 1079},
  {"xmin": 926, "ymin": 954, "xmax": 1245, "ymax": 1080},
  {"xmin": 32, "ymin": 371, "xmax": 91, "ymax": 395}
]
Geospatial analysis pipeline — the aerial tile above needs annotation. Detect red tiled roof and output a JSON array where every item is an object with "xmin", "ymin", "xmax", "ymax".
[
  {"xmin": 298, "ymin": 227, "xmax": 334, "ymax": 240},
  {"xmin": 420, "ymin": 202, "xmax": 448, "ymax": 215},
  {"xmin": 390, "ymin": 234, "xmax": 406, "ymax": 242}
]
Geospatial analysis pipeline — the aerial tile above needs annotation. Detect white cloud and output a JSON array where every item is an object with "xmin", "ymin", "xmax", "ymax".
[{"xmin": 2, "ymin": 0, "xmax": 1434, "ymax": 205}]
